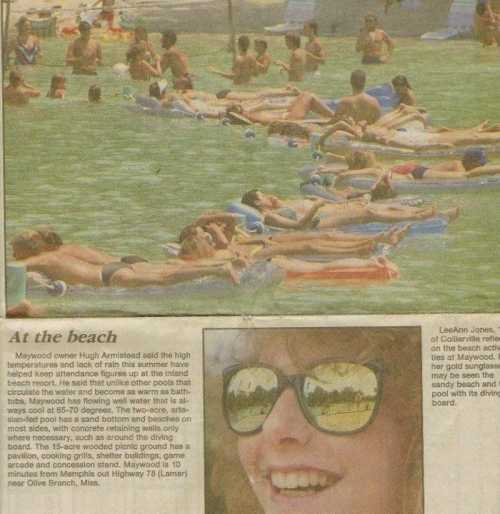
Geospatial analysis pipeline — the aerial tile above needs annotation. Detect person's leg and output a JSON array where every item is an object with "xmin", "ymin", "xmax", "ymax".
[
  {"xmin": 285, "ymin": 91, "xmax": 335, "ymax": 120},
  {"xmin": 111, "ymin": 262, "xmax": 240, "ymax": 287}
]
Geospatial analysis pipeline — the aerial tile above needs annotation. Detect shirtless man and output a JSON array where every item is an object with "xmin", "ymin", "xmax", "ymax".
[
  {"xmin": 254, "ymin": 39, "xmax": 272, "ymax": 75},
  {"xmin": 334, "ymin": 69, "xmax": 382, "ymax": 124},
  {"xmin": 475, "ymin": 1, "xmax": 500, "ymax": 46},
  {"xmin": 10, "ymin": 230, "xmax": 240, "ymax": 288},
  {"xmin": 3, "ymin": 70, "xmax": 40, "ymax": 106},
  {"xmin": 65, "ymin": 21, "xmax": 102, "ymax": 75},
  {"xmin": 303, "ymin": 21, "xmax": 326, "ymax": 72},
  {"xmin": 160, "ymin": 30, "xmax": 193, "ymax": 90},
  {"xmin": 209, "ymin": 35, "xmax": 257, "ymax": 85},
  {"xmin": 275, "ymin": 33, "xmax": 306, "ymax": 82},
  {"xmin": 356, "ymin": 14, "xmax": 394, "ymax": 64},
  {"xmin": 240, "ymin": 189, "xmax": 459, "ymax": 229}
]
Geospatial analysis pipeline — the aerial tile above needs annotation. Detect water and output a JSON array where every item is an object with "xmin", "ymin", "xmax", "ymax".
[{"xmin": 4, "ymin": 35, "xmax": 500, "ymax": 316}]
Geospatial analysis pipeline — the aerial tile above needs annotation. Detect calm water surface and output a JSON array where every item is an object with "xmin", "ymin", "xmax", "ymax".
[{"xmin": 4, "ymin": 35, "xmax": 500, "ymax": 316}]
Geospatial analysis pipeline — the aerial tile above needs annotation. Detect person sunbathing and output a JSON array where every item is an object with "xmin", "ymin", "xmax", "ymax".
[
  {"xmin": 176, "ymin": 214, "xmax": 409, "ymax": 266},
  {"xmin": 319, "ymin": 105, "xmax": 500, "ymax": 151},
  {"xmin": 225, "ymin": 91, "xmax": 335, "ymax": 126},
  {"xmin": 10, "ymin": 229, "xmax": 240, "ymax": 287},
  {"xmin": 240, "ymin": 189, "xmax": 459, "ymax": 229},
  {"xmin": 336, "ymin": 148, "xmax": 500, "ymax": 181}
]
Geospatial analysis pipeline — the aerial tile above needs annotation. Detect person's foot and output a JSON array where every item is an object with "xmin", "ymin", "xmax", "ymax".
[
  {"xmin": 441, "ymin": 206, "xmax": 460, "ymax": 223},
  {"xmin": 224, "ymin": 263, "xmax": 241, "ymax": 285},
  {"xmin": 381, "ymin": 223, "xmax": 411, "ymax": 245}
]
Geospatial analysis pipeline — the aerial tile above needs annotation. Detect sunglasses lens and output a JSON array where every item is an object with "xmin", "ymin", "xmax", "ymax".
[
  {"xmin": 225, "ymin": 367, "xmax": 278, "ymax": 434},
  {"xmin": 303, "ymin": 363, "xmax": 379, "ymax": 433}
]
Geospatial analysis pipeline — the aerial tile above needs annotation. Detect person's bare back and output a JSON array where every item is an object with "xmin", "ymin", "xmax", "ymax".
[
  {"xmin": 233, "ymin": 53, "xmax": 257, "ymax": 85},
  {"xmin": 336, "ymin": 93, "xmax": 381, "ymax": 124}
]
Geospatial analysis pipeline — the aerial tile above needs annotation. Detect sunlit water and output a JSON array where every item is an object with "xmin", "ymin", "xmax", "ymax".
[{"xmin": 4, "ymin": 35, "xmax": 500, "ymax": 316}]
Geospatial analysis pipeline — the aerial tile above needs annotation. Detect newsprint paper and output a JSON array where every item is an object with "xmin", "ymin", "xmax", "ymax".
[{"xmin": 2, "ymin": 1, "xmax": 500, "ymax": 513}]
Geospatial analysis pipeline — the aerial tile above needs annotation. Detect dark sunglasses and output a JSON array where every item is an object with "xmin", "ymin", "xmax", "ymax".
[{"xmin": 223, "ymin": 360, "xmax": 383, "ymax": 436}]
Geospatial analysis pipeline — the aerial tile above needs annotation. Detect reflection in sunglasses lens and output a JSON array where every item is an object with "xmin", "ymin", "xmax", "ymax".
[
  {"xmin": 303, "ymin": 363, "xmax": 378, "ymax": 432},
  {"xmin": 226, "ymin": 368, "xmax": 278, "ymax": 433}
]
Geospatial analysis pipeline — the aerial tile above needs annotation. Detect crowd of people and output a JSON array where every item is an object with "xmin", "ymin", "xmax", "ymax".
[{"xmin": 5, "ymin": 3, "xmax": 500, "ymax": 304}]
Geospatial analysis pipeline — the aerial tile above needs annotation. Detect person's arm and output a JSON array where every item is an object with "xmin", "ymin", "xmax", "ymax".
[
  {"xmin": 356, "ymin": 30, "xmax": 367, "ymax": 53},
  {"xmin": 466, "ymin": 164, "xmax": 500, "ymax": 177},
  {"xmin": 160, "ymin": 53, "xmax": 170, "ymax": 73},
  {"xmin": 383, "ymin": 32, "xmax": 395, "ymax": 53},
  {"xmin": 96, "ymin": 42, "xmax": 103, "ymax": 65},
  {"xmin": 143, "ymin": 60, "xmax": 161, "ymax": 77},
  {"xmin": 208, "ymin": 66, "xmax": 235, "ymax": 80},
  {"xmin": 264, "ymin": 200, "xmax": 325, "ymax": 229},
  {"xmin": 65, "ymin": 42, "xmax": 78, "ymax": 65},
  {"xmin": 337, "ymin": 167, "xmax": 385, "ymax": 179}
]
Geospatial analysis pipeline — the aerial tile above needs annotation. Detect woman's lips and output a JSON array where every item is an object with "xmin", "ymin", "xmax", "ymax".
[{"xmin": 264, "ymin": 468, "xmax": 342, "ymax": 498}]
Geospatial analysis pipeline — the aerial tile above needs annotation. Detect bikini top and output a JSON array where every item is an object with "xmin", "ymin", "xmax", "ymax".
[{"xmin": 15, "ymin": 38, "xmax": 40, "ymax": 65}]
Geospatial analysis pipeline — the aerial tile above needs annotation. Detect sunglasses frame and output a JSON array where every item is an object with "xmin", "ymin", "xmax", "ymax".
[{"xmin": 223, "ymin": 359, "xmax": 384, "ymax": 437}]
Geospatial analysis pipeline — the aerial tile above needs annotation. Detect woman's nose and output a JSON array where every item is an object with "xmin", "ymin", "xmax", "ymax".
[{"xmin": 261, "ymin": 388, "xmax": 313, "ymax": 446}]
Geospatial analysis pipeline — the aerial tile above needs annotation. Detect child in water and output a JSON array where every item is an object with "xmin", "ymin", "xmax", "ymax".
[{"xmin": 46, "ymin": 74, "xmax": 66, "ymax": 99}]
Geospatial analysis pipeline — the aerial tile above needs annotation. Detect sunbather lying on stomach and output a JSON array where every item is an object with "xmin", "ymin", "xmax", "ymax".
[
  {"xmin": 11, "ymin": 229, "xmax": 241, "ymax": 287},
  {"xmin": 240, "ymin": 190, "xmax": 459, "ymax": 229}
]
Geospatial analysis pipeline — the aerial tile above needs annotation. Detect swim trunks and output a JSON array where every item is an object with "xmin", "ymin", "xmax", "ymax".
[
  {"xmin": 173, "ymin": 75, "xmax": 194, "ymax": 91},
  {"xmin": 101, "ymin": 262, "xmax": 131, "ymax": 286},
  {"xmin": 410, "ymin": 166, "xmax": 428, "ymax": 180},
  {"xmin": 362, "ymin": 55, "xmax": 383, "ymax": 64},
  {"xmin": 121, "ymin": 255, "xmax": 148, "ymax": 264}
]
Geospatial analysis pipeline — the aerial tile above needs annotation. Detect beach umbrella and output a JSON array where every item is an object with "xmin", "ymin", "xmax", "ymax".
[{"xmin": 227, "ymin": 0, "xmax": 236, "ymax": 54}]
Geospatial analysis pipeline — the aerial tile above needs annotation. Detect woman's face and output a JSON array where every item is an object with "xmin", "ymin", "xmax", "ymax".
[{"xmin": 237, "ymin": 337, "xmax": 406, "ymax": 514}]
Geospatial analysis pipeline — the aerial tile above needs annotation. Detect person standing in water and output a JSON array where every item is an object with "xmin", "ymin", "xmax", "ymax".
[
  {"xmin": 3, "ymin": 70, "xmax": 41, "ymax": 106},
  {"xmin": 275, "ymin": 32, "xmax": 306, "ymax": 82},
  {"xmin": 160, "ymin": 30, "xmax": 194, "ymax": 90},
  {"xmin": 356, "ymin": 14, "xmax": 395, "ymax": 64},
  {"xmin": 65, "ymin": 21, "xmax": 102, "ymax": 75},
  {"xmin": 254, "ymin": 39, "xmax": 272, "ymax": 75},
  {"xmin": 209, "ymin": 35, "xmax": 257, "ymax": 85},
  {"xmin": 8, "ymin": 16, "xmax": 42, "ymax": 65},
  {"xmin": 303, "ymin": 21, "xmax": 326, "ymax": 72}
]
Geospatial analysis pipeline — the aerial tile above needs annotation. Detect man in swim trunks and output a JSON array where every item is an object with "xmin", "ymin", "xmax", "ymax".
[
  {"xmin": 303, "ymin": 21, "xmax": 326, "ymax": 72},
  {"xmin": 254, "ymin": 39, "xmax": 272, "ymax": 75},
  {"xmin": 209, "ymin": 35, "xmax": 257, "ymax": 85},
  {"xmin": 241, "ymin": 189, "xmax": 459, "ymax": 229},
  {"xmin": 356, "ymin": 14, "xmax": 394, "ymax": 64},
  {"xmin": 160, "ymin": 30, "xmax": 194, "ymax": 90},
  {"xmin": 275, "ymin": 33, "xmax": 306, "ymax": 82},
  {"xmin": 65, "ymin": 21, "xmax": 102, "ymax": 75},
  {"xmin": 3, "ymin": 70, "xmax": 41, "ymax": 106},
  {"xmin": 10, "ymin": 230, "xmax": 240, "ymax": 287}
]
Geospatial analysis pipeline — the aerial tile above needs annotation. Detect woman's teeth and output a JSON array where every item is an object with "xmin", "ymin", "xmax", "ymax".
[{"xmin": 270, "ymin": 470, "xmax": 330, "ymax": 496}]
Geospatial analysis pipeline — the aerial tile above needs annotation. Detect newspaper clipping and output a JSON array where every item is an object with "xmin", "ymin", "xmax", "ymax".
[{"xmin": 2, "ymin": 0, "xmax": 500, "ymax": 513}]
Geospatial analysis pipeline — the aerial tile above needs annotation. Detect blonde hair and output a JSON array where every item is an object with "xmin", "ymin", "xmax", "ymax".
[{"xmin": 205, "ymin": 327, "xmax": 423, "ymax": 514}]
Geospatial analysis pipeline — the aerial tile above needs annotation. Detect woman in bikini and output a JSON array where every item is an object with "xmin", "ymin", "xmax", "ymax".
[{"xmin": 9, "ymin": 17, "xmax": 42, "ymax": 65}]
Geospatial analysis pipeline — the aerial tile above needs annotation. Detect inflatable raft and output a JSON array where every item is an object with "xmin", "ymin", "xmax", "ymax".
[
  {"xmin": 277, "ymin": 256, "xmax": 400, "ymax": 282},
  {"xmin": 26, "ymin": 261, "xmax": 283, "ymax": 300}
]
